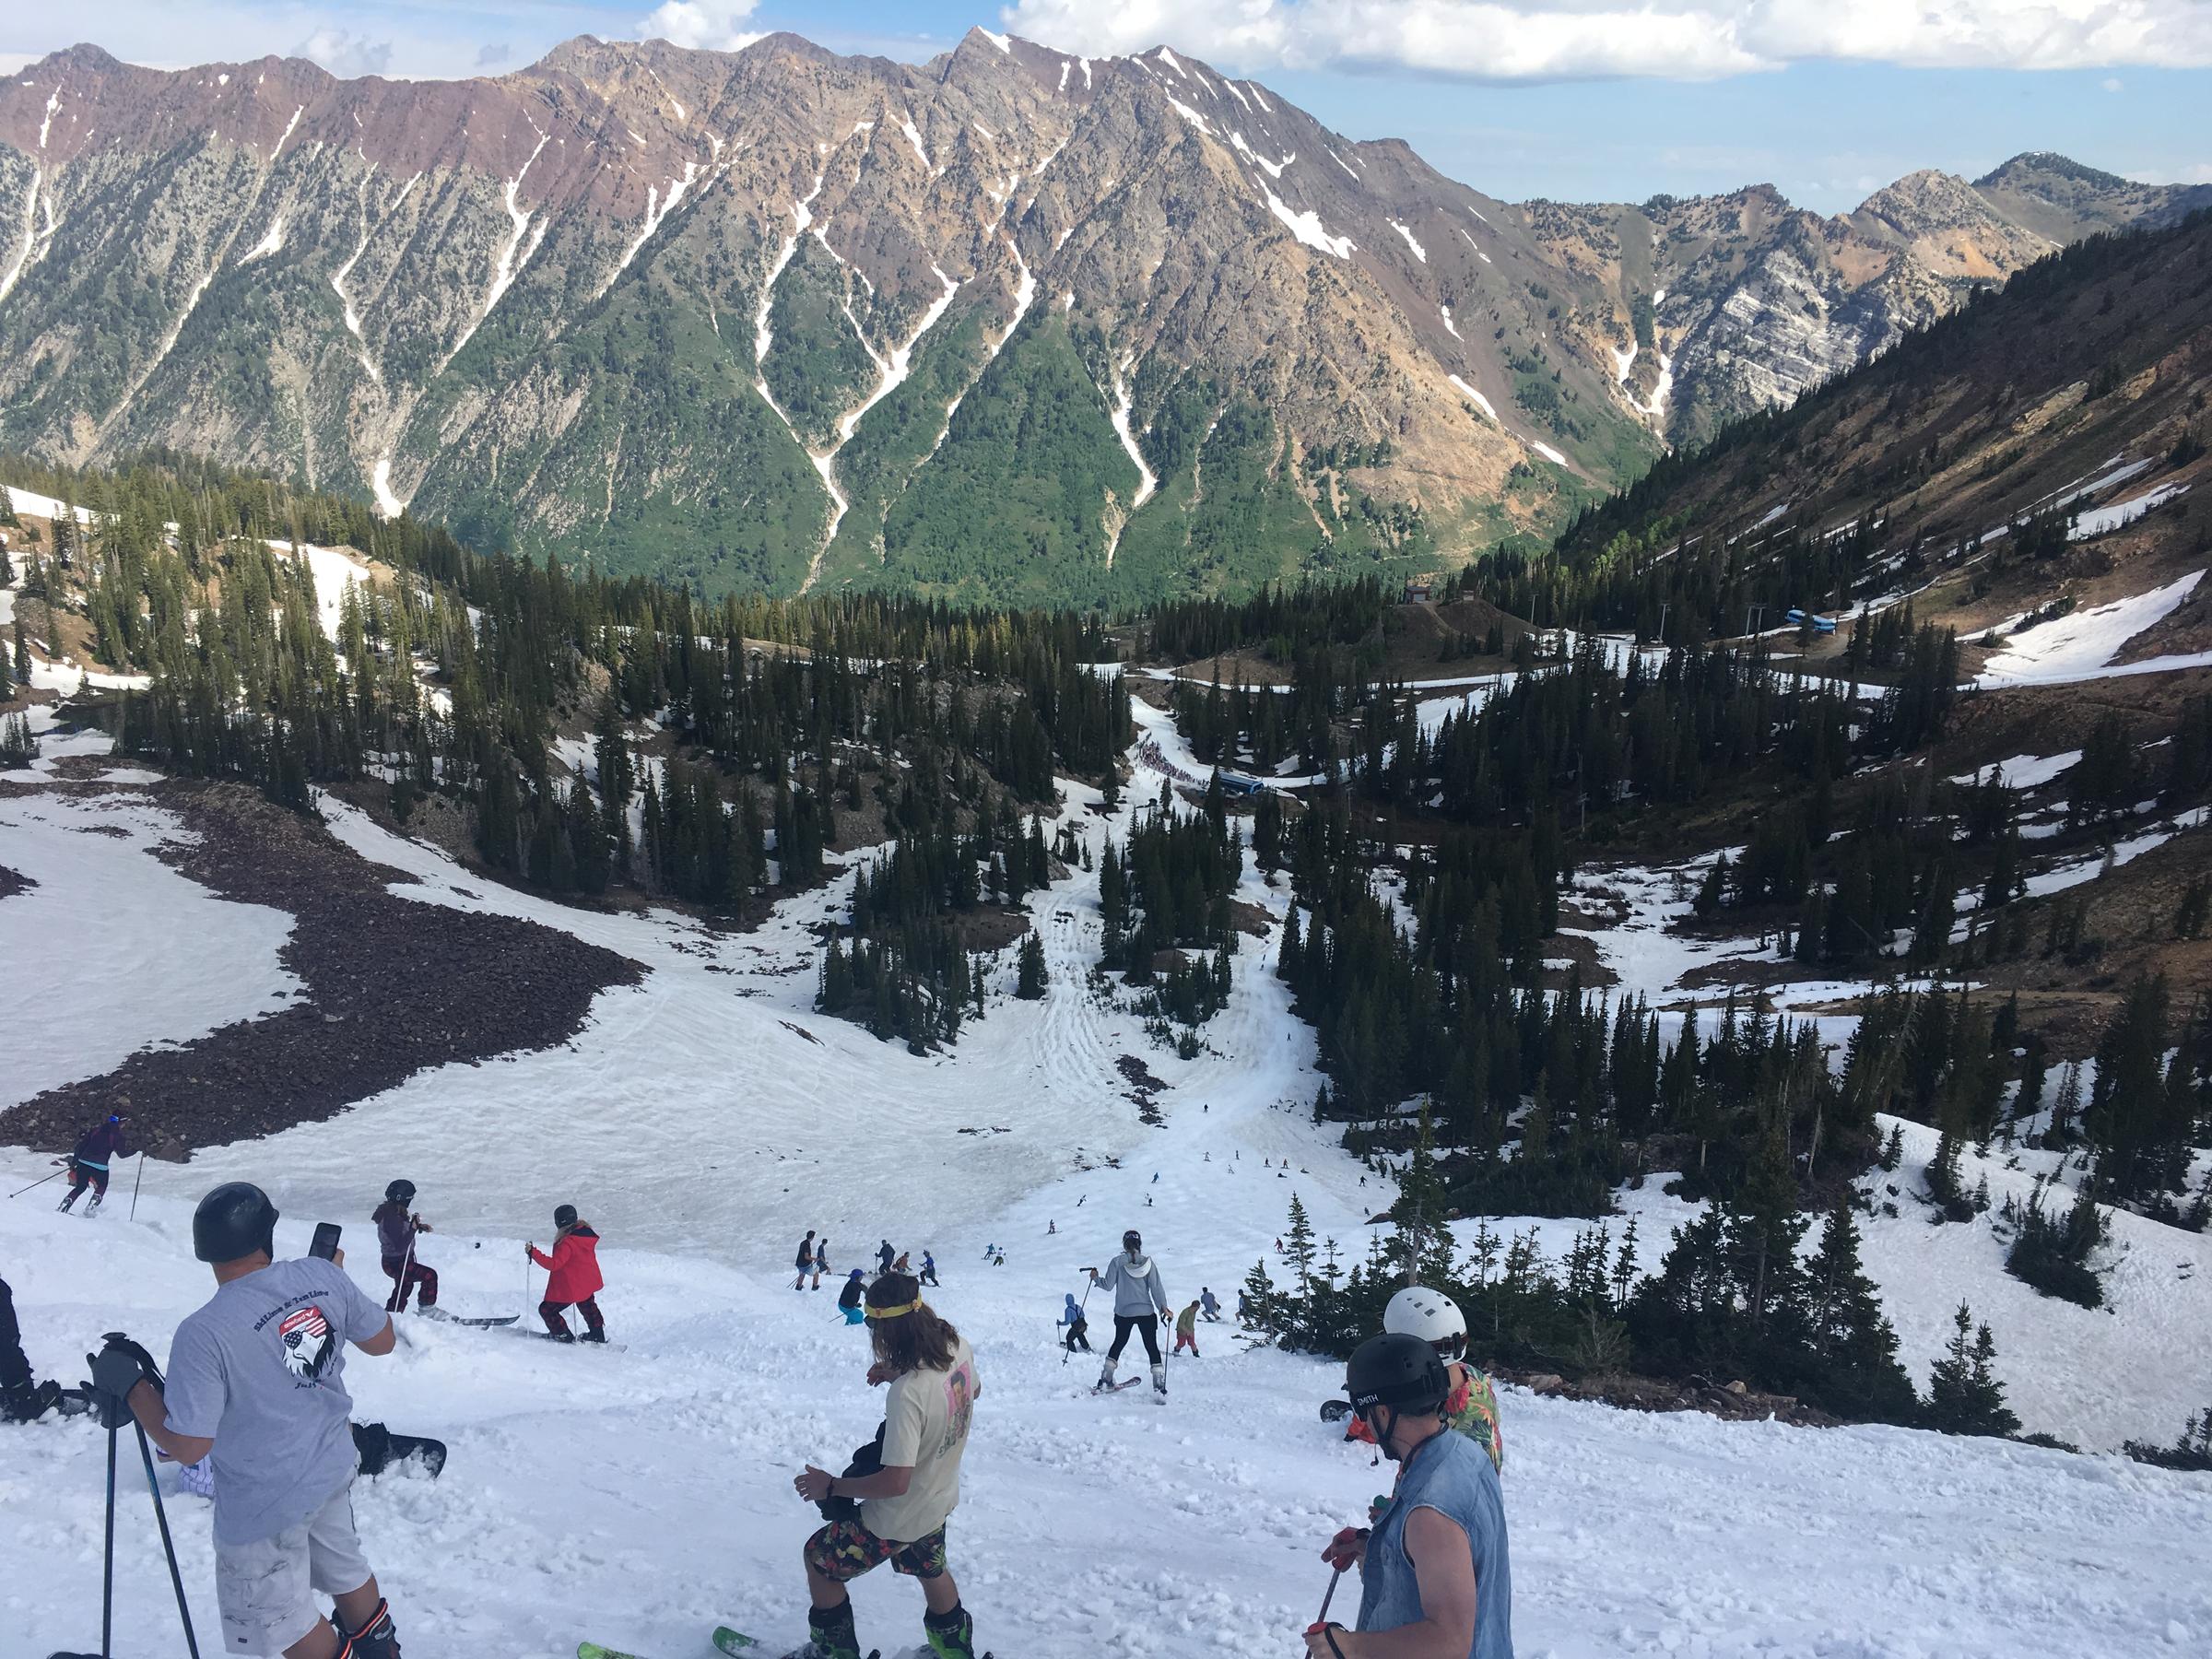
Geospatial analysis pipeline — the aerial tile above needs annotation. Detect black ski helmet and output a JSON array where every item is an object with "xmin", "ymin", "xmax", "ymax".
[
  {"xmin": 193, "ymin": 1182, "xmax": 279, "ymax": 1264},
  {"xmin": 385, "ymin": 1180, "xmax": 416, "ymax": 1205},
  {"xmin": 554, "ymin": 1203, "xmax": 578, "ymax": 1229},
  {"xmin": 1123, "ymin": 1229, "xmax": 1142, "ymax": 1253},
  {"xmin": 1347, "ymin": 1332, "xmax": 1450, "ymax": 1417}
]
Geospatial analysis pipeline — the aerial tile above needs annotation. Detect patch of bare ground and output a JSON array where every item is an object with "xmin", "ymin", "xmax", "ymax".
[
  {"xmin": 0, "ymin": 780, "xmax": 643, "ymax": 1156},
  {"xmin": 0, "ymin": 863, "xmax": 30, "ymax": 900},
  {"xmin": 1498, "ymin": 1362, "xmax": 1839, "ymax": 1430}
]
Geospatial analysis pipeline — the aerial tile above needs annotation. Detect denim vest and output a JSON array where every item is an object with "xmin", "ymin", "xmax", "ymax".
[{"xmin": 1357, "ymin": 1427, "xmax": 1513, "ymax": 1659}]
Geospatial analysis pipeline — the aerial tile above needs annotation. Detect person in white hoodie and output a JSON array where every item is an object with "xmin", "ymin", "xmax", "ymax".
[{"xmin": 1084, "ymin": 1230, "xmax": 1171, "ymax": 1400}]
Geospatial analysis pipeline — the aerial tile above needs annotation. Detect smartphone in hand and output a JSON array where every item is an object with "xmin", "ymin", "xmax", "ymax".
[{"xmin": 310, "ymin": 1222, "xmax": 342, "ymax": 1261}]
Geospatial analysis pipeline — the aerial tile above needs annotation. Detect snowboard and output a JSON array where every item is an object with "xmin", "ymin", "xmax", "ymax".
[{"xmin": 353, "ymin": 1421, "xmax": 447, "ymax": 1479}]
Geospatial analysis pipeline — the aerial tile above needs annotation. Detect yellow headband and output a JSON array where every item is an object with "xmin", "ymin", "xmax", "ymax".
[{"xmin": 865, "ymin": 1299, "xmax": 921, "ymax": 1321}]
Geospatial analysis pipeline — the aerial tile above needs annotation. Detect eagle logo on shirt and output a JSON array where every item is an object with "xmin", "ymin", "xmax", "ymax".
[{"xmin": 277, "ymin": 1303, "xmax": 335, "ymax": 1382}]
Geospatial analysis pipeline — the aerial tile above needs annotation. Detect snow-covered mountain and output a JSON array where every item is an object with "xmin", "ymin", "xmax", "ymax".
[
  {"xmin": 5, "ymin": 671, "xmax": 2210, "ymax": 1656},
  {"xmin": 0, "ymin": 32, "xmax": 2198, "ymax": 604}
]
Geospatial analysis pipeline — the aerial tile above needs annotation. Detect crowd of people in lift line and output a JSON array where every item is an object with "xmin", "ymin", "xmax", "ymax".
[{"xmin": 8, "ymin": 1109, "xmax": 1513, "ymax": 1659}]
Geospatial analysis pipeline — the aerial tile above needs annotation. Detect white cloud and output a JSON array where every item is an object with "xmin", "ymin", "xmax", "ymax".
[
  {"xmin": 638, "ymin": 0, "xmax": 766, "ymax": 53},
  {"xmin": 292, "ymin": 26, "xmax": 393, "ymax": 79},
  {"xmin": 999, "ymin": 1, "xmax": 2212, "ymax": 82},
  {"xmin": 2101, "ymin": 75, "xmax": 2123, "ymax": 90}
]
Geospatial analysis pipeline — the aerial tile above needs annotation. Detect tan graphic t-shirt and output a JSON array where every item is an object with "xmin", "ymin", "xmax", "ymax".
[{"xmin": 863, "ymin": 1336, "xmax": 981, "ymax": 1543}]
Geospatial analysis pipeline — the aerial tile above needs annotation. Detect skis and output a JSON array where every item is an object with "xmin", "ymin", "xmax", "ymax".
[
  {"xmin": 514, "ymin": 1327, "xmax": 626, "ymax": 1350},
  {"xmin": 1088, "ymin": 1376, "xmax": 1145, "ymax": 1396},
  {"xmin": 414, "ymin": 1307, "xmax": 520, "ymax": 1327}
]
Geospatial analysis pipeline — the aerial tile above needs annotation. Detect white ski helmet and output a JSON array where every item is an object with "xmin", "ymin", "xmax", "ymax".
[{"xmin": 1383, "ymin": 1286, "xmax": 1467, "ymax": 1358}]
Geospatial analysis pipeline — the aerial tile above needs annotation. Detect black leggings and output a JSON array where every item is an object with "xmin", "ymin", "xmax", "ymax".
[{"xmin": 1107, "ymin": 1313, "xmax": 1161, "ymax": 1364}]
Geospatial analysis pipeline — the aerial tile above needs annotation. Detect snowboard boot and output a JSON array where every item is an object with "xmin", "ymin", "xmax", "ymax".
[
  {"xmin": 549, "ymin": 1328, "xmax": 576, "ymax": 1344},
  {"xmin": 580, "ymin": 1327, "xmax": 607, "ymax": 1345},
  {"xmin": 335, "ymin": 1596, "xmax": 401, "ymax": 1658},
  {"xmin": 1, "ymin": 1380, "xmax": 63, "ymax": 1423},
  {"xmin": 923, "ymin": 1603, "xmax": 976, "ymax": 1659},
  {"xmin": 1151, "ymin": 1362, "xmax": 1168, "ymax": 1400},
  {"xmin": 796, "ymin": 1598, "xmax": 862, "ymax": 1659},
  {"xmin": 1093, "ymin": 1359, "xmax": 1118, "ymax": 1394},
  {"xmin": 83, "ymin": 1194, "xmax": 102, "ymax": 1218}
]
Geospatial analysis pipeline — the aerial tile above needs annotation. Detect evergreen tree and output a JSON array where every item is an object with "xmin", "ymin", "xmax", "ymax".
[
  {"xmin": 1015, "ymin": 932, "xmax": 1049, "ymax": 1000},
  {"xmin": 1924, "ymin": 1303, "xmax": 2019, "ymax": 1437}
]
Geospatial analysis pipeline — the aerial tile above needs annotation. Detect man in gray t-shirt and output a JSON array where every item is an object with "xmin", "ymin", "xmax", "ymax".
[{"xmin": 116, "ymin": 1182, "xmax": 405, "ymax": 1659}]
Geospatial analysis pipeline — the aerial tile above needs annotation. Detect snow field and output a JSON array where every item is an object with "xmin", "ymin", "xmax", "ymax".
[
  {"xmin": 3, "ymin": 694, "xmax": 2209, "ymax": 1653},
  {"xmin": 0, "ymin": 790, "xmax": 301, "ymax": 1109}
]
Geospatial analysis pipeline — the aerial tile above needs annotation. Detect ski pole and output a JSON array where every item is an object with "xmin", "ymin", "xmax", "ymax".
[
  {"xmin": 128, "ymin": 1154, "xmax": 146, "ymax": 1222},
  {"xmin": 102, "ymin": 1410, "xmax": 119, "ymax": 1657},
  {"xmin": 7, "ymin": 1164, "xmax": 65, "ymax": 1199},
  {"xmin": 137, "ymin": 1419, "xmax": 202, "ymax": 1658},
  {"xmin": 1306, "ymin": 1563, "xmax": 1347, "ymax": 1639}
]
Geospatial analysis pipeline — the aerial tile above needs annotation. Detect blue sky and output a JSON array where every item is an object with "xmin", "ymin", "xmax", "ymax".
[{"xmin": 6, "ymin": 2, "xmax": 2206, "ymax": 212}]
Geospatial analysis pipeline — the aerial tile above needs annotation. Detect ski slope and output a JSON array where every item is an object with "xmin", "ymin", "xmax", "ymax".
[{"xmin": 4, "ymin": 708, "xmax": 2210, "ymax": 1657}]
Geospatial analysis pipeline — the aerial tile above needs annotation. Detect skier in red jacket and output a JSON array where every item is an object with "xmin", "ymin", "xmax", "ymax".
[{"xmin": 527, "ymin": 1205, "xmax": 606, "ymax": 1343}]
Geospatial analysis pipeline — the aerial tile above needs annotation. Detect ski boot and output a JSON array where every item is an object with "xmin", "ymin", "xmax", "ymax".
[
  {"xmin": 56, "ymin": 1189, "xmax": 77, "ymax": 1214},
  {"xmin": 548, "ymin": 1328, "xmax": 576, "ymax": 1344},
  {"xmin": 83, "ymin": 1195, "xmax": 101, "ymax": 1218},
  {"xmin": 784, "ymin": 1599, "xmax": 862, "ymax": 1659},
  {"xmin": 1092, "ymin": 1359, "xmax": 1117, "ymax": 1394},
  {"xmin": 335, "ymin": 1596, "xmax": 401, "ymax": 1658},
  {"xmin": 923, "ymin": 1604, "xmax": 976, "ymax": 1659},
  {"xmin": 1151, "ymin": 1362, "xmax": 1168, "ymax": 1403},
  {"xmin": 580, "ymin": 1328, "xmax": 607, "ymax": 1345}
]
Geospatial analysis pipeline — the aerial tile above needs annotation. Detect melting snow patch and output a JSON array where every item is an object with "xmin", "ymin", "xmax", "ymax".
[
  {"xmin": 1390, "ymin": 220, "xmax": 1427, "ymax": 262},
  {"xmin": 1947, "ymin": 752, "xmax": 2082, "ymax": 791},
  {"xmin": 1155, "ymin": 47, "xmax": 1189, "ymax": 79},
  {"xmin": 1448, "ymin": 375, "xmax": 1496, "ymax": 419},
  {"xmin": 1456, "ymin": 226, "xmax": 1491, "ymax": 265},
  {"xmin": 1977, "ymin": 570, "xmax": 2205, "ymax": 686},
  {"xmin": 1229, "ymin": 133, "xmax": 1290, "ymax": 178},
  {"xmin": 979, "ymin": 28, "xmax": 1011, "ymax": 52},
  {"xmin": 1440, "ymin": 305, "xmax": 1460, "ymax": 339},
  {"xmin": 240, "ymin": 216, "xmax": 285, "ymax": 262},
  {"xmin": 1531, "ymin": 440, "xmax": 1569, "ymax": 466},
  {"xmin": 1263, "ymin": 190, "xmax": 1353, "ymax": 259},
  {"xmin": 1610, "ymin": 342, "xmax": 1636, "ymax": 383},
  {"xmin": 898, "ymin": 112, "xmax": 931, "ymax": 171},
  {"xmin": 2071, "ymin": 482, "xmax": 2190, "ymax": 540},
  {"xmin": 1328, "ymin": 148, "xmax": 1359, "ymax": 181},
  {"xmin": 1166, "ymin": 95, "xmax": 1212, "ymax": 135}
]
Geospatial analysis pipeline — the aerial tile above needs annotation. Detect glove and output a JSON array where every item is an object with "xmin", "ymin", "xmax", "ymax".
[{"xmin": 87, "ymin": 1338, "xmax": 161, "ymax": 1429}]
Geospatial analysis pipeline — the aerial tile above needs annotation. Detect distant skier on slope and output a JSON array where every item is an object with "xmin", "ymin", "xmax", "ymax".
[
  {"xmin": 528, "ymin": 1206, "xmax": 606, "ymax": 1343},
  {"xmin": 839, "ymin": 1270, "xmax": 867, "ymax": 1325},
  {"xmin": 1084, "ymin": 1230, "xmax": 1171, "ymax": 1399},
  {"xmin": 795, "ymin": 1231, "xmax": 818, "ymax": 1292},
  {"xmin": 793, "ymin": 1271, "xmax": 982, "ymax": 1659},
  {"xmin": 1059, "ymin": 1293, "xmax": 1091, "ymax": 1352},
  {"xmin": 1173, "ymin": 1300, "xmax": 1201, "ymax": 1359},
  {"xmin": 877, "ymin": 1240, "xmax": 896, "ymax": 1275},
  {"xmin": 1200, "ymin": 1287, "xmax": 1222, "ymax": 1323},
  {"xmin": 919, "ymin": 1251, "xmax": 939, "ymax": 1287},
  {"xmin": 814, "ymin": 1237, "xmax": 830, "ymax": 1289},
  {"xmin": 57, "ymin": 1112, "xmax": 135, "ymax": 1216},
  {"xmin": 1343, "ymin": 1287, "xmax": 1504, "ymax": 1473},
  {"xmin": 371, "ymin": 1180, "xmax": 437, "ymax": 1314},
  {"xmin": 1310, "ymin": 1333, "xmax": 1513, "ymax": 1659}
]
